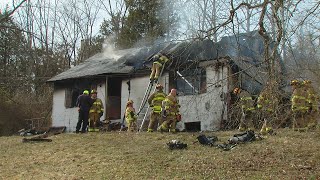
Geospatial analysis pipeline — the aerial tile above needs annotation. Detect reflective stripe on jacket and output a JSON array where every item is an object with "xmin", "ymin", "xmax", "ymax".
[
  {"xmin": 153, "ymin": 56, "xmax": 169, "ymax": 67},
  {"xmin": 148, "ymin": 91, "xmax": 167, "ymax": 113},
  {"xmin": 152, "ymin": 92, "xmax": 166, "ymax": 113},
  {"xmin": 89, "ymin": 98, "xmax": 104, "ymax": 113},
  {"xmin": 125, "ymin": 107, "xmax": 137, "ymax": 121},
  {"xmin": 239, "ymin": 90, "xmax": 255, "ymax": 111},
  {"xmin": 291, "ymin": 88, "xmax": 308, "ymax": 111},
  {"xmin": 163, "ymin": 94, "xmax": 179, "ymax": 115}
]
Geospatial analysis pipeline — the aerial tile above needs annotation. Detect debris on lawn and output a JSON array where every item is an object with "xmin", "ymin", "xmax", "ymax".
[
  {"xmin": 196, "ymin": 130, "xmax": 264, "ymax": 151},
  {"xmin": 228, "ymin": 130, "xmax": 257, "ymax": 144},
  {"xmin": 167, "ymin": 140, "xmax": 187, "ymax": 150},
  {"xmin": 22, "ymin": 133, "xmax": 52, "ymax": 143},
  {"xmin": 100, "ymin": 120, "xmax": 123, "ymax": 131},
  {"xmin": 21, "ymin": 126, "xmax": 66, "ymax": 143},
  {"xmin": 18, "ymin": 128, "xmax": 45, "ymax": 136},
  {"xmin": 197, "ymin": 134, "xmax": 218, "ymax": 146}
]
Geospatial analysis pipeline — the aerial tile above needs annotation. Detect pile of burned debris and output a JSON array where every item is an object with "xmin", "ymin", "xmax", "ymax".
[{"xmin": 20, "ymin": 126, "xmax": 66, "ymax": 143}]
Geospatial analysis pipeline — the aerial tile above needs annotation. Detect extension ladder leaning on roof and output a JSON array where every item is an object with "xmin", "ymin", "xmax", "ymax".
[{"xmin": 137, "ymin": 62, "xmax": 167, "ymax": 132}]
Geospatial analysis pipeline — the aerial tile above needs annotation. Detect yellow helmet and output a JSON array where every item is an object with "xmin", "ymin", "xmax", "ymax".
[
  {"xmin": 91, "ymin": 89, "xmax": 97, "ymax": 94},
  {"xmin": 303, "ymin": 80, "xmax": 311, "ymax": 85},
  {"xmin": 233, "ymin": 87, "xmax": 241, "ymax": 94},
  {"xmin": 126, "ymin": 100, "xmax": 133, "ymax": 106},
  {"xmin": 156, "ymin": 83, "xmax": 163, "ymax": 90},
  {"xmin": 290, "ymin": 80, "xmax": 300, "ymax": 86},
  {"xmin": 83, "ymin": 90, "xmax": 89, "ymax": 95}
]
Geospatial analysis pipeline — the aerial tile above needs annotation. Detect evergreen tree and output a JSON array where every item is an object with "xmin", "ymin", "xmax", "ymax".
[{"xmin": 100, "ymin": 0, "xmax": 178, "ymax": 49}]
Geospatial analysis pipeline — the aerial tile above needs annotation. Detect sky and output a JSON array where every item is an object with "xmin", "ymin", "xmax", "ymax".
[{"xmin": 0, "ymin": 0, "xmax": 12, "ymax": 10}]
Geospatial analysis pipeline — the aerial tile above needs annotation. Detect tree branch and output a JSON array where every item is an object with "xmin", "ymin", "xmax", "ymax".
[{"xmin": 0, "ymin": 0, "xmax": 28, "ymax": 23}]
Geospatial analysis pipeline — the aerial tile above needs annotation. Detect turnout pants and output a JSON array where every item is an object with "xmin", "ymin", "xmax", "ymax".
[
  {"xmin": 89, "ymin": 112, "xmax": 100, "ymax": 132},
  {"xmin": 292, "ymin": 110, "xmax": 307, "ymax": 129},
  {"xmin": 239, "ymin": 110, "xmax": 254, "ymax": 131},
  {"xmin": 150, "ymin": 63, "xmax": 162, "ymax": 81},
  {"xmin": 126, "ymin": 119, "xmax": 137, "ymax": 132},
  {"xmin": 148, "ymin": 112, "xmax": 163, "ymax": 132},
  {"xmin": 159, "ymin": 114, "xmax": 177, "ymax": 132}
]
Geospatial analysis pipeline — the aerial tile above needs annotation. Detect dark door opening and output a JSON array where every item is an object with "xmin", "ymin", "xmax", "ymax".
[
  {"xmin": 184, "ymin": 121, "xmax": 201, "ymax": 132},
  {"xmin": 107, "ymin": 77, "xmax": 122, "ymax": 120}
]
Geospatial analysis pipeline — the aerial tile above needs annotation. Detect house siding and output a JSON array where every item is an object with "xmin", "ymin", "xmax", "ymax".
[
  {"xmin": 51, "ymin": 87, "xmax": 78, "ymax": 132},
  {"xmin": 178, "ymin": 65, "xmax": 229, "ymax": 131},
  {"xmin": 51, "ymin": 82, "xmax": 106, "ymax": 132},
  {"xmin": 120, "ymin": 73, "xmax": 170, "ymax": 125}
]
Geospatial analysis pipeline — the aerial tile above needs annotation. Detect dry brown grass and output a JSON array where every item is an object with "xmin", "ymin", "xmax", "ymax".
[{"xmin": 1, "ymin": 129, "xmax": 320, "ymax": 180}]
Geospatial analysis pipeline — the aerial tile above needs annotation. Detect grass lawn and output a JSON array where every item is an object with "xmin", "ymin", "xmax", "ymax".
[{"xmin": 0, "ymin": 129, "xmax": 320, "ymax": 180}]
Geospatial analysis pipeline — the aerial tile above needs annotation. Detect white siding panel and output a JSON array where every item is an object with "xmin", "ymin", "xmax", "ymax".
[
  {"xmin": 178, "ymin": 66, "xmax": 229, "ymax": 131},
  {"xmin": 51, "ymin": 83, "xmax": 107, "ymax": 132},
  {"xmin": 51, "ymin": 87, "xmax": 78, "ymax": 132},
  {"xmin": 121, "ymin": 73, "xmax": 169, "ymax": 125}
]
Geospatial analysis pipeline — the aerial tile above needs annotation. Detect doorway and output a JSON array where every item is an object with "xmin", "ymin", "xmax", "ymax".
[{"xmin": 107, "ymin": 77, "xmax": 122, "ymax": 120}]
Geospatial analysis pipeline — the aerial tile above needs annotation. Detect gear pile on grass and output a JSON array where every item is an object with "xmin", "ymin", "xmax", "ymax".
[{"xmin": 166, "ymin": 140, "xmax": 187, "ymax": 150}]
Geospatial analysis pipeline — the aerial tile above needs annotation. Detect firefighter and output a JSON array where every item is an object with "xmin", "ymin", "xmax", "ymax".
[
  {"xmin": 149, "ymin": 53, "xmax": 170, "ymax": 83},
  {"xmin": 158, "ymin": 88, "xmax": 180, "ymax": 133},
  {"xmin": 88, "ymin": 89, "xmax": 104, "ymax": 132},
  {"xmin": 257, "ymin": 81, "xmax": 279, "ymax": 135},
  {"xmin": 303, "ymin": 80, "xmax": 319, "ymax": 129},
  {"xmin": 147, "ymin": 84, "xmax": 167, "ymax": 132},
  {"xmin": 290, "ymin": 80, "xmax": 308, "ymax": 130},
  {"xmin": 233, "ymin": 87, "xmax": 255, "ymax": 131},
  {"xmin": 75, "ymin": 90, "xmax": 93, "ymax": 133},
  {"xmin": 125, "ymin": 100, "xmax": 137, "ymax": 132}
]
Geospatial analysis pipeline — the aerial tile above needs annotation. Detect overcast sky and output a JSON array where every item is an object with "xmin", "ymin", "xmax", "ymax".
[{"xmin": 0, "ymin": 0, "xmax": 12, "ymax": 10}]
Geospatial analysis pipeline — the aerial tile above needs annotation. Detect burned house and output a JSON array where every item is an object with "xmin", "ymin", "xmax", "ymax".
[{"xmin": 48, "ymin": 31, "xmax": 273, "ymax": 132}]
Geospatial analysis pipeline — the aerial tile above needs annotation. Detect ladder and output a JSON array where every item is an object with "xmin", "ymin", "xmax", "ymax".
[{"xmin": 137, "ymin": 63, "xmax": 167, "ymax": 131}]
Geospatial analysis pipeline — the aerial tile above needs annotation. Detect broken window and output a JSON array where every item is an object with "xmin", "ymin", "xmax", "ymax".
[
  {"xmin": 176, "ymin": 68, "xmax": 206, "ymax": 96},
  {"xmin": 65, "ymin": 88, "xmax": 82, "ymax": 108},
  {"xmin": 64, "ymin": 79, "xmax": 91, "ymax": 108}
]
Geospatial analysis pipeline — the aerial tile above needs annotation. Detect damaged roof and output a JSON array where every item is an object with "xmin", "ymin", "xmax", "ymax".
[{"xmin": 48, "ymin": 31, "xmax": 272, "ymax": 86}]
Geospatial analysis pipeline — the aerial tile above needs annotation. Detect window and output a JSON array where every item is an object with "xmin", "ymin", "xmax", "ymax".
[
  {"xmin": 64, "ymin": 79, "xmax": 92, "ymax": 108},
  {"xmin": 65, "ymin": 88, "xmax": 81, "ymax": 108},
  {"xmin": 176, "ymin": 68, "xmax": 206, "ymax": 96}
]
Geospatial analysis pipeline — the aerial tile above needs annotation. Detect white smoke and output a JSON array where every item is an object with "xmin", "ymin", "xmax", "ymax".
[{"xmin": 102, "ymin": 34, "xmax": 122, "ymax": 60}]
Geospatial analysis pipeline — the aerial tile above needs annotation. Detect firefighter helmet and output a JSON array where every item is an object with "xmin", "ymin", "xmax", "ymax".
[
  {"xmin": 91, "ymin": 89, "xmax": 97, "ymax": 94},
  {"xmin": 233, "ymin": 87, "xmax": 241, "ymax": 94},
  {"xmin": 152, "ymin": 54, "xmax": 160, "ymax": 61},
  {"xmin": 83, "ymin": 90, "xmax": 89, "ymax": 95},
  {"xmin": 156, "ymin": 84, "xmax": 163, "ymax": 90},
  {"xmin": 290, "ymin": 80, "xmax": 300, "ymax": 86},
  {"xmin": 126, "ymin": 100, "xmax": 133, "ymax": 106},
  {"xmin": 303, "ymin": 80, "xmax": 311, "ymax": 85}
]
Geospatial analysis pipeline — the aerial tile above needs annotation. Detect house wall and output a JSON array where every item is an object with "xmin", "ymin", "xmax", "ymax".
[
  {"xmin": 177, "ymin": 65, "xmax": 229, "ymax": 131},
  {"xmin": 51, "ymin": 82, "xmax": 106, "ymax": 132},
  {"xmin": 51, "ymin": 87, "xmax": 78, "ymax": 132},
  {"xmin": 120, "ymin": 73, "xmax": 169, "ymax": 125}
]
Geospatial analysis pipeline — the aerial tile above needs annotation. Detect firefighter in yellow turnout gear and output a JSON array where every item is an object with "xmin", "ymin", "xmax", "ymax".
[
  {"xmin": 147, "ymin": 84, "xmax": 167, "ymax": 132},
  {"xmin": 89, "ymin": 90, "xmax": 104, "ymax": 132},
  {"xmin": 233, "ymin": 87, "xmax": 255, "ymax": 131},
  {"xmin": 158, "ymin": 89, "xmax": 180, "ymax": 133},
  {"xmin": 303, "ymin": 80, "xmax": 319, "ymax": 129},
  {"xmin": 257, "ymin": 81, "xmax": 279, "ymax": 135},
  {"xmin": 291, "ymin": 80, "xmax": 309, "ymax": 129},
  {"xmin": 149, "ymin": 53, "xmax": 170, "ymax": 83},
  {"xmin": 125, "ymin": 100, "xmax": 138, "ymax": 132}
]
